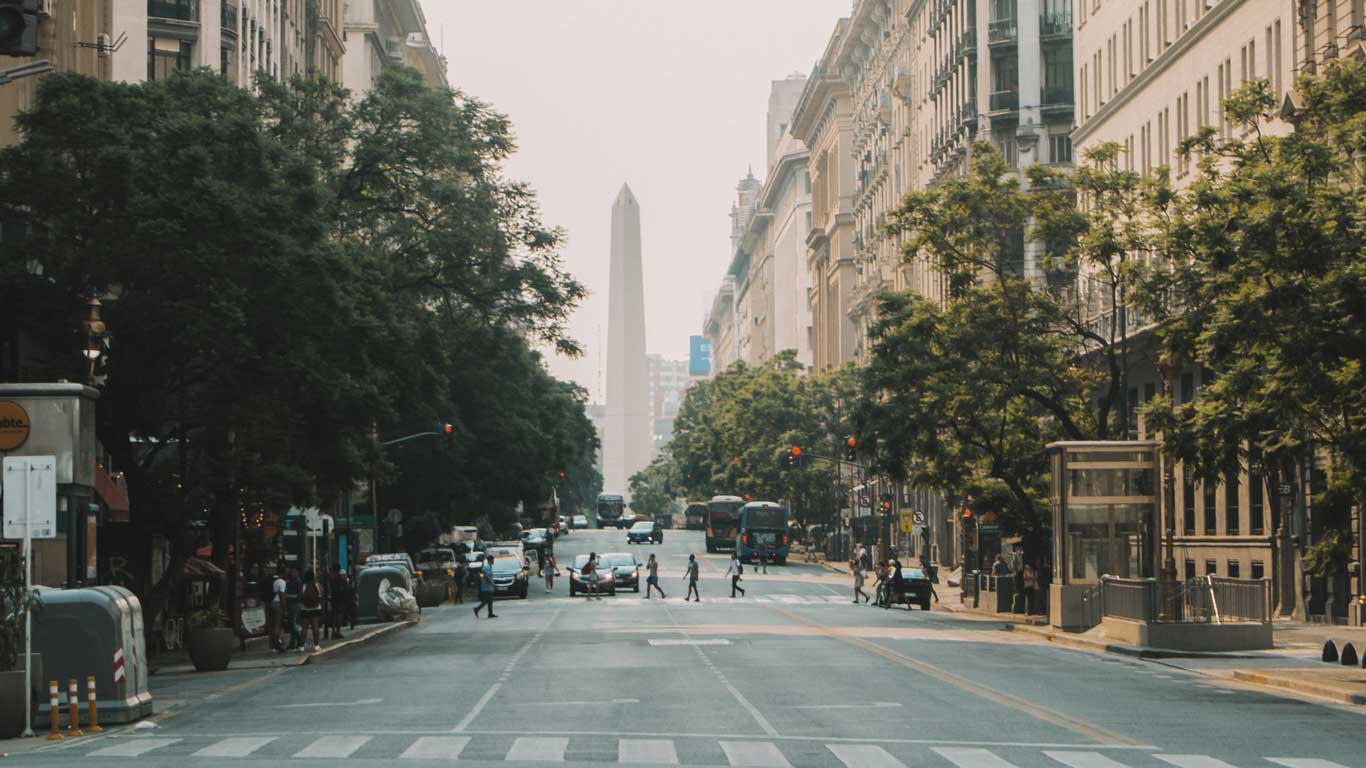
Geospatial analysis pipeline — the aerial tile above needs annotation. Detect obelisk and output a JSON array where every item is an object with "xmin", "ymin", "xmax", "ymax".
[{"xmin": 604, "ymin": 184, "xmax": 651, "ymax": 498}]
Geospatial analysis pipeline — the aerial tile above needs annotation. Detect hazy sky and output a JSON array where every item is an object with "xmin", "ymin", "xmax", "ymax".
[{"xmin": 424, "ymin": 1, "xmax": 850, "ymax": 402}]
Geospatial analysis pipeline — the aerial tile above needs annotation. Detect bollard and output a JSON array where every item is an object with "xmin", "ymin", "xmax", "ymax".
[
  {"xmin": 85, "ymin": 676, "xmax": 102, "ymax": 732},
  {"xmin": 46, "ymin": 681, "xmax": 64, "ymax": 740},
  {"xmin": 66, "ymin": 679, "xmax": 84, "ymax": 736}
]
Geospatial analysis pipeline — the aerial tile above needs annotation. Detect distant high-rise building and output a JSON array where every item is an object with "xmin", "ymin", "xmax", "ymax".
[
  {"xmin": 603, "ymin": 185, "xmax": 651, "ymax": 496},
  {"xmin": 647, "ymin": 355, "xmax": 695, "ymax": 452}
]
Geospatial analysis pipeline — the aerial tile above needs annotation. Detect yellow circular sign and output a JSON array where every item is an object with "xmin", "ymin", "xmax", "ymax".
[{"xmin": 0, "ymin": 401, "xmax": 31, "ymax": 451}]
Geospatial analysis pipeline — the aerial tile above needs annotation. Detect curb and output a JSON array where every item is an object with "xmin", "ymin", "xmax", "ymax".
[
  {"xmin": 301, "ymin": 620, "xmax": 415, "ymax": 665},
  {"xmin": 1232, "ymin": 671, "xmax": 1366, "ymax": 705}
]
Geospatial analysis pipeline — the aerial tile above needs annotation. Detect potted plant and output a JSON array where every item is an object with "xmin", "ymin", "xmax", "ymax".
[
  {"xmin": 185, "ymin": 607, "xmax": 234, "ymax": 672},
  {"xmin": 0, "ymin": 549, "xmax": 42, "ymax": 738}
]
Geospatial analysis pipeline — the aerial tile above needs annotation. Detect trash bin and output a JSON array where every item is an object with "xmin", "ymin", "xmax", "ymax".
[
  {"xmin": 355, "ymin": 566, "xmax": 411, "ymax": 624},
  {"xmin": 31, "ymin": 586, "xmax": 152, "ymax": 724}
]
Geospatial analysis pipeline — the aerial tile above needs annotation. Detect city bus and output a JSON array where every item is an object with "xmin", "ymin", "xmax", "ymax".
[
  {"xmin": 705, "ymin": 495, "xmax": 744, "ymax": 553},
  {"xmin": 737, "ymin": 501, "xmax": 791, "ymax": 564},
  {"xmin": 683, "ymin": 502, "xmax": 707, "ymax": 531},
  {"xmin": 595, "ymin": 493, "xmax": 627, "ymax": 528}
]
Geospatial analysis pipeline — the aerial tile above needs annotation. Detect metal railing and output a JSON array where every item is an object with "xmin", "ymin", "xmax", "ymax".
[
  {"xmin": 1100, "ymin": 576, "xmax": 1271, "ymax": 624},
  {"xmin": 988, "ymin": 19, "xmax": 1018, "ymax": 44},
  {"xmin": 221, "ymin": 2, "xmax": 238, "ymax": 31},
  {"xmin": 148, "ymin": 0, "xmax": 198, "ymax": 21},
  {"xmin": 989, "ymin": 89, "xmax": 1019, "ymax": 112},
  {"xmin": 1040, "ymin": 11, "xmax": 1073, "ymax": 38}
]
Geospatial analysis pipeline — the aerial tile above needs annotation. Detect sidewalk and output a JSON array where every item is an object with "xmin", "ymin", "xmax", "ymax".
[{"xmin": 149, "ymin": 618, "xmax": 413, "ymax": 676}]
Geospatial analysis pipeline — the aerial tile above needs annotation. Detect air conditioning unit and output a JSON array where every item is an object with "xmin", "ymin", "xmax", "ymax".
[
  {"xmin": 96, "ymin": 32, "xmax": 111, "ymax": 57},
  {"xmin": 36, "ymin": 0, "xmax": 54, "ymax": 16},
  {"xmin": 383, "ymin": 37, "xmax": 404, "ymax": 62}
]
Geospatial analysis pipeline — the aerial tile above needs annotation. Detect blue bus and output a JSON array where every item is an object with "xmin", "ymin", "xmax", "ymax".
[
  {"xmin": 737, "ymin": 501, "xmax": 790, "ymax": 565},
  {"xmin": 705, "ymin": 495, "xmax": 744, "ymax": 553}
]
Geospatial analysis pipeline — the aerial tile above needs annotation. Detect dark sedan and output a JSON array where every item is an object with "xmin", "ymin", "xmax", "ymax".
[
  {"xmin": 885, "ymin": 567, "xmax": 933, "ymax": 610},
  {"xmin": 488, "ymin": 556, "xmax": 529, "ymax": 599},
  {"xmin": 626, "ymin": 520, "xmax": 663, "ymax": 544}
]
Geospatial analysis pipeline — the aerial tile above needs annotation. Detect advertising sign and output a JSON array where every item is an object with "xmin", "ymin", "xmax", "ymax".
[
  {"xmin": 3, "ymin": 456, "xmax": 56, "ymax": 540},
  {"xmin": 0, "ymin": 401, "xmax": 30, "ymax": 451},
  {"xmin": 689, "ymin": 335, "xmax": 712, "ymax": 376}
]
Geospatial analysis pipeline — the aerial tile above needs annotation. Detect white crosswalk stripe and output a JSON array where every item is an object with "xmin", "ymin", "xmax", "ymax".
[
  {"xmin": 1267, "ymin": 761, "xmax": 1349, "ymax": 768},
  {"xmin": 192, "ymin": 736, "xmax": 276, "ymax": 758},
  {"xmin": 1157, "ymin": 756, "xmax": 1241, "ymax": 768},
  {"xmin": 400, "ymin": 736, "xmax": 470, "ymax": 760},
  {"xmin": 933, "ymin": 747, "xmax": 1021, "ymax": 768},
  {"xmin": 617, "ymin": 738, "xmax": 679, "ymax": 764},
  {"xmin": 828, "ymin": 743, "xmax": 909, "ymax": 768},
  {"xmin": 507, "ymin": 736, "xmax": 569, "ymax": 762},
  {"xmin": 87, "ymin": 738, "xmax": 181, "ymax": 757},
  {"xmin": 292, "ymin": 735, "xmax": 370, "ymax": 759},
  {"xmin": 1044, "ymin": 751, "xmax": 1135, "ymax": 768},
  {"xmin": 719, "ymin": 740, "xmax": 793, "ymax": 767}
]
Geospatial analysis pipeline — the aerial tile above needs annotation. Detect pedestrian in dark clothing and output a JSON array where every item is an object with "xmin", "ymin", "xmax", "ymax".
[
  {"xmin": 473, "ymin": 555, "xmax": 498, "ymax": 618},
  {"xmin": 327, "ymin": 565, "xmax": 349, "ymax": 639},
  {"xmin": 285, "ymin": 568, "xmax": 303, "ymax": 651},
  {"xmin": 453, "ymin": 560, "xmax": 467, "ymax": 604},
  {"xmin": 300, "ymin": 569, "xmax": 324, "ymax": 651},
  {"xmin": 757, "ymin": 552, "xmax": 768, "ymax": 574},
  {"xmin": 685, "ymin": 554, "xmax": 701, "ymax": 602},
  {"xmin": 726, "ymin": 553, "xmax": 745, "ymax": 598}
]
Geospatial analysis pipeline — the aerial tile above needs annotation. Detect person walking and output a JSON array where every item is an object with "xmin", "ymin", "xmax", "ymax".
[
  {"xmin": 270, "ymin": 567, "xmax": 287, "ymax": 652},
  {"xmin": 453, "ymin": 558, "xmax": 467, "ymax": 605},
  {"xmin": 872, "ymin": 561, "xmax": 889, "ymax": 607},
  {"xmin": 1022, "ymin": 562, "xmax": 1039, "ymax": 615},
  {"xmin": 644, "ymin": 553, "xmax": 665, "ymax": 599},
  {"xmin": 327, "ymin": 565, "xmax": 349, "ymax": 638},
  {"xmin": 285, "ymin": 567, "xmax": 303, "ymax": 651},
  {"xmin": 852, "ymin": 559, "xmax": 870, "ymax": 603},
  {"xmin": 726, "ymin": 553, "xmax": 745, "ymax": 598},
  {"xmin": 757, "ymin": 552, "xmax": 768, "ymax": 574},
  {"xmin": 300, "ymin": 569, "xmax": 324, "ymax": 652},
  {"xmin": 582, "ymin": 552, "xmax": 601, "ymax": 599},
  {"xmin": 473, "ymin": 555, "xmax": 498, "ymax": 618},
  {"xmin": 685, "ymin": 554, "xmax": 701, "ymax": 602},
  {"xmin": 544, "ymin": 553, "xmax": 557, "ymax": 593}
]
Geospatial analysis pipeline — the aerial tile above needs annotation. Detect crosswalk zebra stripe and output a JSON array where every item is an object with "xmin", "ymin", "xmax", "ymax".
[
  {"xmin": 292, "ymin": 735, "xmax": 370, "ymax": 759},
  {"xmin": 617, "ymin": 738, "xmax": 679, "ymax": 764},
  {"xmin": 506, "ymin": 736, "xmax": 569, "ymax": 762},
  {"xmin": 932, "ymin": 746, "xmax": 1021, "ymax": 768},
  {"xmin": 1267, "ymin": 760, "xmax": 1349, "ymax": 768},
  {"xmin": 1044, "ymin": 750, "xmax": 1135, "ymax": 768},
  {"xmin": 828, "ymin": 743, "xmax": 908, "ymax": 768},
  {"xmin": 1156, "ymin": 756, "xmax": 1240, "ymax": 768},
  {"xmin": 87, "ymin": 738, "xmax": 181, "ymax": 757},
  {"xmin": 719, "ymin": 740, "xmax": 794, "ymax": 767},
  {"xmin": 191, "ymin": 736, "xmax": 276, "ymax": 757},
  {"xmin": 399, "ymin": 736, "xmax": 471, "ymax": 760}
]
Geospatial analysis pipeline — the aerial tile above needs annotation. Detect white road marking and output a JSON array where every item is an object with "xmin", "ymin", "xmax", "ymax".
[
  {"xmin": 87, "ymin": 738, "xmax": 181, "ymax": 757},
  {"xmin": 516, "ymin": 698, "xmax": 640, "ymax": 705},
  {"xmin": 506, "ymin": 736, "xmax": 569, "ymax": 761},
  {"xmin": 1156, "ymin": 757, "xmax": 1240, "ymax": 768},
  {"xmin": 292, "ymin": 735, "xmax": 370, "ymax": 759},
  {"xmin": 1044, "ymin": 751, "xmax": 1135, "ymax": 768},
  {"xmin": 618, "ymin": 738, "xmax": 679, "ymax": 764},
  {"xmin": 400, "ymin": 736, "xmax": 470, "ymax": 760},
  {"xmin": 277, "ymin": 698, "xmax": 382, "ymax": 708},
  {"xmin": 775, "ymin": 595, "xmax": 806, "ymax": 603},
  {"xmin": 191, "ymin": 736, "xmax": 276, "ymax": 757},
  {"xmin": 791, "ymin": 702, "xmax": 902, "ymax": 710},
  {"xmin": 824, "ymin": 595, "xmax": 852, "ymax": 603},
  {"xmin": 933, "ymin": 747, "xmax": 1020, "ymax": 768},
  {"xmin": 1267, "ymin": 760, "xmax": 1349, "ymax": 768},
  {"xmin": 720, "ymin": 740, "xmax": 794, "ymax": 767},
  {"xmin": 453, "ymin": 682, "xmax": 501, "ymax": 732},
  {"xmin": 829, "ymin": 744, "xmax": 908, "ymax": 768},
  {"xmin": 722, "ymin": 679, "xmax": 780, "ymax": 737}
]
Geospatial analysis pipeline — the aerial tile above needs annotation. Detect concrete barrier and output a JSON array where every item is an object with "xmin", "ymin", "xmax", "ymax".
[
  {"xmin": 1341, "ymin": 642, "xmax": 1359, "ymax": 666},
  {"xmin": 1324, "ymin": 640, "xmax": 1340, "ymax": 662},
  {"xmin": 1101, "ymin": 616, "xmax": 1273, "ymax": 651}
]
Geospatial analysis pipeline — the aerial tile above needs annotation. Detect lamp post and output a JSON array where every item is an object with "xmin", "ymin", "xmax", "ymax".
[
  {"xmin": 1158, "ymin": 354, "xmax": 1183, "ymax": 585},
  {"xmin": 81, "ymin": 295, "xmax": 108, "ymax": 385}
]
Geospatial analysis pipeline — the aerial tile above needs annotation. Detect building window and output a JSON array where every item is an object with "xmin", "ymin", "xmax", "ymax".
[
  {"xmin": 1249, "ymin": 470, "xmax": 1265, "ymax": 535},
  {"xmin": 1183, "ymin": 476, "xmax": 1196, "ymax": 535},
  {"xmin": 1049, "ymin": 134, "xmax": 1073, "ymax": 164},
  {"xmin": 148, "ymin": 38, "xmax": 193, "ymax": 81},
  {"xmin": 1251, "ymin": 561, "xmax": 1265, "ymax": 580},
  {"xmin": 1205, "ymin": 559, "xmax": 1218, "ymax": 576},
  {"xmin": 1203, "ymin": 481, "xmax": 1217, "ymax": 534},
  {"xmin": 1185, "ymin": 560, "xmax": 1196, "ymax": 579},
  {"xmin": 1227, "ymin": 560, "xmax": 1241, "ymax": 578},
  {"xmin": 1226, "ymin": 481, "xmax": 1240, "ymax": 535}
]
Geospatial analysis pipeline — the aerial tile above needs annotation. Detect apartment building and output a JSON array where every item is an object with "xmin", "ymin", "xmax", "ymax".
[
  {"xmin": 0, "ymin": 1, "xmax": 113, "ymax": 147},
  {"xmin": 343, "ymin": 0, "xmax": 445, "ymax": 98}
]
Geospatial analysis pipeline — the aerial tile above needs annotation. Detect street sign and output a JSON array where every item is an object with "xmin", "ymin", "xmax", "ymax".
[
  {"xmin": 1278, "ymin": 483, "xmax": 1293, "ymax": 497},
  {"xmin": 3, "ymin": 456, "xmax": 56, "ymax": 539},
  {"xmin": 912, "ymin": 510, "xmax": 927, "ymax": 527},
  {"xmin": 899, "ymin": 512, "xmax": 915, "ymax": 533},
  {"xmin": 857, "ymin": 490, "xmax": 871, "ymax": 507}
]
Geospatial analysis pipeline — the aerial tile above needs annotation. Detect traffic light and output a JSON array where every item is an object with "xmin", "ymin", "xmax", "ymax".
[
  {"xmin": 844, "ymin": 437, "xmax": 857, "ymax": 462},
  {"xmin": 0, "ymin": 1, "xmax": 39, "ymax": 57},
  {"xmin": 786, "ymin": 445, "xmax": 803, "ymax": 467},
  {"xmin": 558, "ymin": 471, "xmax": 566, "ymax": 479}
]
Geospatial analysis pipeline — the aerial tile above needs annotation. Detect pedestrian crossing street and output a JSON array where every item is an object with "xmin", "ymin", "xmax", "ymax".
[
  {"xmin": 580, "ymin": 593, "xmax": 866, "ymax": 606},
  {"xmin": 55, "ymin": 734, "xmax": 1347, "ymax": 767}
]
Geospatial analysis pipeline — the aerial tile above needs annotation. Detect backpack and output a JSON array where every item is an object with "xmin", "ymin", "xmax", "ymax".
[{"xmin": 302, "ymin": 581, "xmax": 321, "ymax": 609}]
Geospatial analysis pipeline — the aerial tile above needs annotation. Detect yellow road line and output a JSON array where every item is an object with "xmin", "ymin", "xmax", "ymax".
[{"xmin": 768, "ymin": 605, "xmax": 1145, "ymax": 748}]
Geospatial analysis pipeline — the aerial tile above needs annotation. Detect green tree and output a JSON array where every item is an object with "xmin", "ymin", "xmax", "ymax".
[{"xmin": 629, "ymin": 456, "xmax": 679, "ymax": 521}]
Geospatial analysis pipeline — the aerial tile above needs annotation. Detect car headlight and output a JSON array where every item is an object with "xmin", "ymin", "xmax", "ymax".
[{"xmin": 516, "ymin": 571, "xmax": 526, "ymax": 580}]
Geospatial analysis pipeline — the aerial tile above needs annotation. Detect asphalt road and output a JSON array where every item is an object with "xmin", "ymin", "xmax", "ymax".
[{"xmin": 11, "ymin": 530, "xmax": 1363, "ymax": 767}]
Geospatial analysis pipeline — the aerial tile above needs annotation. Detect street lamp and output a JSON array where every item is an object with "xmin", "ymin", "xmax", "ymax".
[{"xmin": 81, "ymin": 295, "xmax": 109, "ymax": 385}]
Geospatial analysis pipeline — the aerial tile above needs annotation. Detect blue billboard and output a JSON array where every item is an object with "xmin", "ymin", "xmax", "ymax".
[{"xmin": 689, "ymin": 335, "xmax": 712, "ymax": 376}]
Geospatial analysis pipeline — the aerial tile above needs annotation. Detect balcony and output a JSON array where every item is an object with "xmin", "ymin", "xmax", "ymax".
[
  {"xmin": 1042, "ymin": 83, "xmax": 1074, "ymax": 109},
  {"xmin": 960, "ymin": 28, "xmax": 976, "ymax": 56},
  {"xmin": 221, "ymin": 3, "xmax": 238, "ymax": 33},
  {"xmin": 988, "ymin": 18, "xmax": 1017, "ymax": 46},
  {"xmin": 1040, "ymin": 11, "xmax": 1073, "ymax": 39},
  {"xmin": 989, "ymin": 89, "xmax": 1019, "ymax": 112},
  {"xmin": 148, "ymin": 0, "xmax": 198, "ymax": 21},
  {"xmin": 962, "ymin": 98, "xmax": 978, "ymax": 124}
]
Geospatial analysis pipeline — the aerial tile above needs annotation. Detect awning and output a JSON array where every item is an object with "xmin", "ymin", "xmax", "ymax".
[
  {"xmin": 95, "ymin": 465, "xmax": 130, "ymax": 521},
  {"xmin": 183, "ymin": 557, "xmax": 227, "ymax": 581}
]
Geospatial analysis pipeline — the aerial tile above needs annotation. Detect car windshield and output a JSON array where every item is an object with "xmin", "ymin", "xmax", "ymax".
[
  {"xmin": 906, "ymin": 568, "xmax": 926, "ymax": 580},
  {"xmin": 465, "ymin": 554, "xmax": 483, "ymax": 564},
  {"xmin": 604, "ymin": 554, "xmax": 636, "ymax": 567},
  {"xmin": 417, "ymin": 549, "xmax": 454, "ymax": 563},
  {"xmin": 491, "ymin": 558, "xmax": 522, "ymax": 575},
  {"xmin": 630, "ymin": 521, "xmax": 653, "ymax": 531}
]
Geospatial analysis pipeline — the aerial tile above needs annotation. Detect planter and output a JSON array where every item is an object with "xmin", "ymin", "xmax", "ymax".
[
  {"xmin": 187, "ymin": 627, "xmax": 235, "ymax": 672},
  {"xmin": 0, "ymin": 654, "xmax": 42, "ymax": 739}
]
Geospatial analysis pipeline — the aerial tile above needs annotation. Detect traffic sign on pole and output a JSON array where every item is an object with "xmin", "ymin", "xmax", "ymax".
[{"xmin": 3, "ymin": 455, "xmax": 57, "ymax": 739}]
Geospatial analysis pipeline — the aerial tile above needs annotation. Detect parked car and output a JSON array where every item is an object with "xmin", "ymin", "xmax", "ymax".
[
  {"xmin": 488, "ymin": 556, "xmax": 530, "ymax": 599},
  {"xmin": 627, "ymin": 520, "xmax": 663, "ymax": 545},
  {"xmin": 884, "ymin": 567, "xmax": 934, "ymax": 610},
  {"xmin": 602, "ymin": 552, "xmax": 641, "ymax": 592},
  {"xmin": 463, "ymin": 552, "xmax": 486, "ymax": 587},
  {"xmin": 521, "ymin": 527, "xmax": 550, "ymax": 552},
  {"xmin": 567, "ymin": 554, "xmax": 616, "ymax": 596},
  {"xmin": 571, "ymin": 515, "xmax": 589, "ymax": 529}
]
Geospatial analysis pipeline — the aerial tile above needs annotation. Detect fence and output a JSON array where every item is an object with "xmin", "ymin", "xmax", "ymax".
[{"xmin": 1098, "ymin": 576, "xmax": 1271, "ymax": 625}]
